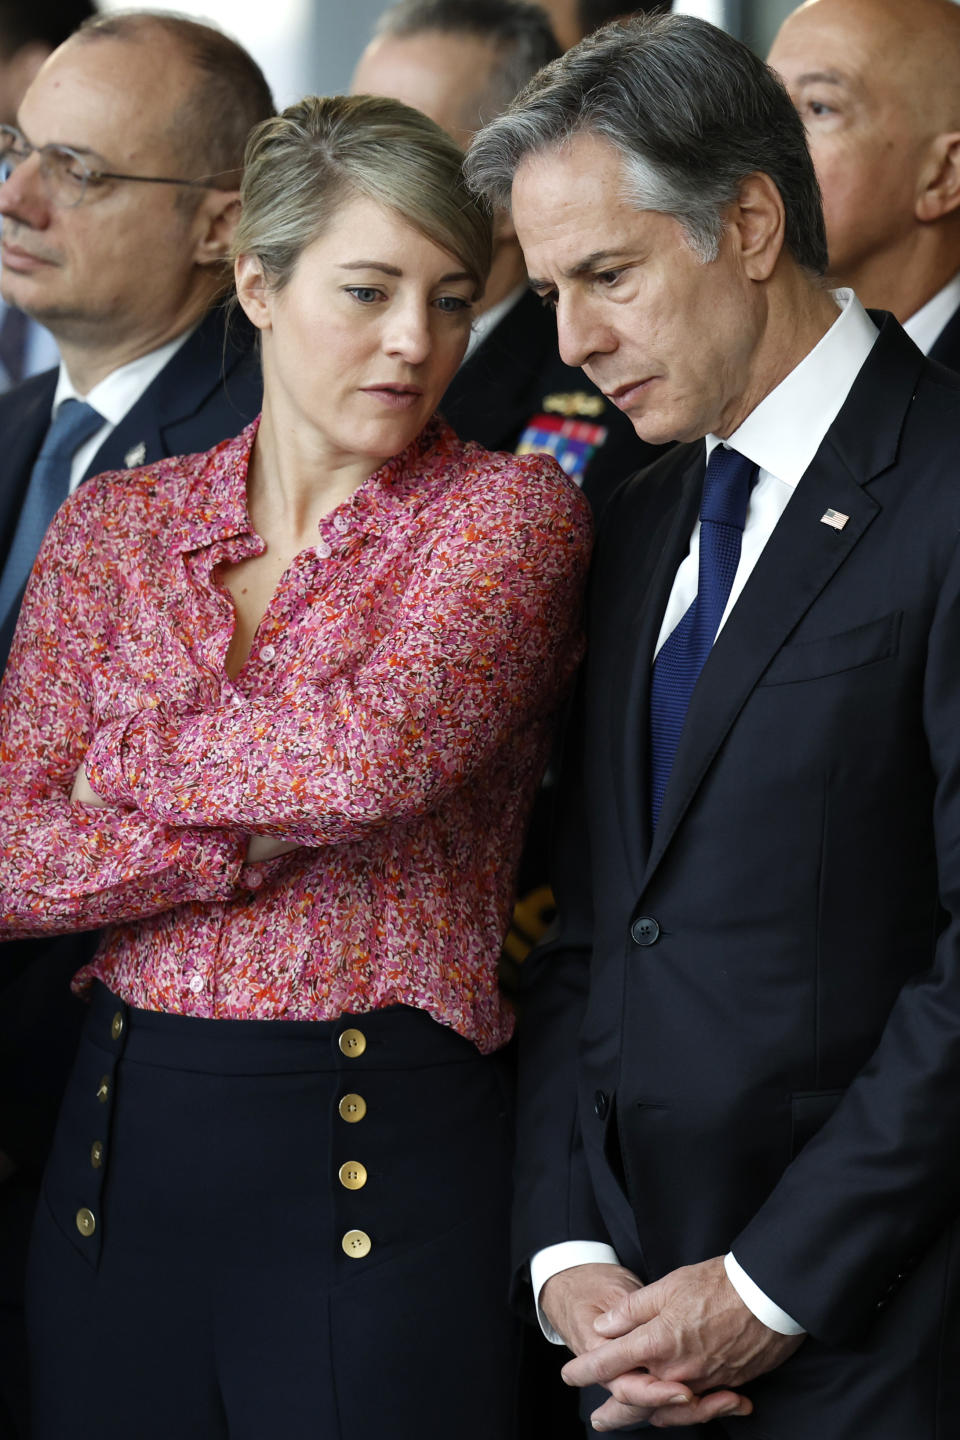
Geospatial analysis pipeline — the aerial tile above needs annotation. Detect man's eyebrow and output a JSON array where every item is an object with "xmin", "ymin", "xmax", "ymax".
[
  {"xmin": 528, "ymin": 249, "xmax": 632, "ymax": 290},
  {"xmin": 793, "ymin": 69, "xmax": 848, "ymax": 87}
]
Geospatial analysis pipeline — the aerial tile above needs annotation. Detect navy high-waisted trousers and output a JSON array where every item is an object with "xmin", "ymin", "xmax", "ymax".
[{"xmin": 28, "ymin": 983, "xmax": 519, "ymax": 1439}]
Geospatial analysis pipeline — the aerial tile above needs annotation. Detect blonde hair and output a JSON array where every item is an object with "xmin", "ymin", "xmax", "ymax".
[{"xmin": 232, "ymin": 93, "xmax": 492, "ymax": 296}]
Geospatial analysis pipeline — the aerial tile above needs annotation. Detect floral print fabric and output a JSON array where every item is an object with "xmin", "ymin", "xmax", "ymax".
[{"xmin": 0, "ymin": 416, "xmax": 591, "ymax": 1052}]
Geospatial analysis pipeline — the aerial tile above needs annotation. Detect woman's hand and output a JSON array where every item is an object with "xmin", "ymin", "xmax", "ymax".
[{"xmin": 71, "ymin": 764, "xmax": 108, "ymax": 807}]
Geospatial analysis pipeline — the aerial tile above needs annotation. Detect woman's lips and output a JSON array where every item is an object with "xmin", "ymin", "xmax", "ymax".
[{"xmin": 360, "ymin": 386, "xmax": 424, "ymax": 411}]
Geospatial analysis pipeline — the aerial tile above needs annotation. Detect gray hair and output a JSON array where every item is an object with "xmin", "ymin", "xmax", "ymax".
[
  {"xmin": 372, "ymin": 0, "xmax": 561, "ymax": 125},
  {"xmin": 464, "ymin": 12, "xmax": 828, "ymax": 274},
  {"xmin": 232, "ymin": 94, "xmax": 492, "ymax": 297}
]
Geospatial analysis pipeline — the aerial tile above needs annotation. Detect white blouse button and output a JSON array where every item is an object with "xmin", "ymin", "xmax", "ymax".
[
  {"xmin": 316, "ymin": 539, "xmax": 332, "ymax": 559},
  {"xmin": 188, "ymin": 974, "xmax": 204, "ymax": 994},
  {"xmin": 332, "ymin": 514, "xmax": 349, "ymax": 533},
  {"xmin": 259, "ymin": 644, "xmax": 276, "ymax": 663}
]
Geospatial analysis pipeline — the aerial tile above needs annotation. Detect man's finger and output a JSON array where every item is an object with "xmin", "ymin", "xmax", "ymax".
[
  {"xmin": 563, "ymin": 1329, "xmax": 660, "ymax": 1388},
  {"xmin": 594, "ymin": 1279, "xmax": 663, "ymax": 1337},
  {"xmin": 649, "ymin": 1393, "xmax": 754, "ymax": 1429}
]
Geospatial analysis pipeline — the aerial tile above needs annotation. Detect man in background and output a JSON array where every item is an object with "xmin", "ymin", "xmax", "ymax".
[
  {"xmin": 352, "ymin": 0, "xmax": 659, "ymax": 517},
  {"xmin": 0, "ymin": 15, "xmax": 272, "ymax": 1434},
  {"xmin": 534, "ymin": 0, "xmax": 669, "ymax": 48},
  {"xmin": 770, "ymin": 0, "xmax": 960, "ymax": 370},
  {"xmin": 0, "ymin": 0, "xmax": 97, "ymax": 390}
]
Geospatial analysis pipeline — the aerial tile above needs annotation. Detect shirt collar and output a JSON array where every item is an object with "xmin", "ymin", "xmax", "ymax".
[
  {"xmin": 53, "ymin": 327, "xmax": 195, "ymax": 425},
  {"xmin": 901, "ymin": 270, "xmax": 960, "ymax": 355},
  {"xmin": 705, "ymin": 289, "xmax": 879, "ymax": 487},
  {"xmin": 174, "ymin": 412, "xmax": 458, "ymax": 555}
]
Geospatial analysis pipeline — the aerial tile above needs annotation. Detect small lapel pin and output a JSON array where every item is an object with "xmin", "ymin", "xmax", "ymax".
[
  {"xmin": 124, "ymin": 441, "xmax": 147, "ymax": 469},
  {"xmin": 820, "ymin": 508, "xmax": 849, "ymax": 531}
]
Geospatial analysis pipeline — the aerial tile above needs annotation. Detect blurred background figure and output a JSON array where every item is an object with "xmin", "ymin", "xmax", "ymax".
[
  {"xmin": 534, "ymin": 0, "xmax": 670, "ymax": 48},
  {"xmin": 0, "ymin": 14, "xmax": 272, "ymax": 1437},
  {"xmin": 353, "ymin": 0, "xmax": 662, "ymax": 517},
  {"xmin": 0, "ymin": 0, "xmax": 97, "ymax": 391},
  {"xmin": 769, "ymin": 0, "xmax": 960, "ymax": 372}
]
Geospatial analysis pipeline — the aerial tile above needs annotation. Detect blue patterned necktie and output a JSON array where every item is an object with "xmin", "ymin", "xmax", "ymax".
[
  {"xmin": 649, "ymin": 444, "xmax": 758, "ymax": 828},
  {"xmin": 0, "ymin": 397, "xmax": 103, "ymax": 626}
]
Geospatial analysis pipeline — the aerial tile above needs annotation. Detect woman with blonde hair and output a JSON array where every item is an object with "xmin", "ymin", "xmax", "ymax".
[{"xmin": 0, "ymin": 95, "xmax": 591, "ymax": 1439}]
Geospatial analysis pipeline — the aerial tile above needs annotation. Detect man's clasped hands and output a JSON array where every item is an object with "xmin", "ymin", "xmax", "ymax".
[{"xmin": 543, "ymin": 1259, "xmax": 803, "ymax": 1432}]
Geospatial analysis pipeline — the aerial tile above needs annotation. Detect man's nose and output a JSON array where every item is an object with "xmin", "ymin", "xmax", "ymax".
[
  {"xmin": 555, "ymin": 292, "xmax": 613, "ymax": 370},
  {"xmin": 0, "ymin": 154, "xmax": 50, "ymax": 226}
]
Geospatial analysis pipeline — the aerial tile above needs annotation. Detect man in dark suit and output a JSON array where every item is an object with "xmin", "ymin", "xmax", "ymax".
[
  {"xmin": 467, "ymin": 13, "xmax": 960, "ymax": 1437},
  {"xmin": 352, "ymin": 0, "xmax": 661, "ymax": 517},
  {"xmin": 0, "ymin": 14, "xmax": 271, "ymax": 1435},
  {"xmin": 770, "ymin": 0, "xmax": 960, "ymax": 373}
]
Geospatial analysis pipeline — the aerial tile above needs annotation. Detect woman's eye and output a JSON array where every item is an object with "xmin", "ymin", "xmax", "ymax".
[
  {"xmin": 596, "ymin": 269, "xmax": 623, "ymax": 288},
  {"xmin": 806, "ymin": 99, "xmax": 835, "ymax": 119},
  {"xmin": 434, "ymin": 295, "xmax": 471, "ymax": 313},
  {"xmin": 345, "ymin": 286, "xmax": 383, "ymax": 304}
]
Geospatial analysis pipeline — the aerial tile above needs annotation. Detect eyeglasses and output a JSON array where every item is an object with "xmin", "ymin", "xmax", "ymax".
[{"xmin": 0, "ymin": 125, "xmax": 236, "ymax": 209}]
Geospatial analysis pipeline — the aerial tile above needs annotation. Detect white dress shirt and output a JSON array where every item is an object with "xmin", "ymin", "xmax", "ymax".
[
  {"xmin": 52, "ymin": 329, "xmax": 193, "ymax": 493},
  {"xmin": 532, "ymin": 288, "xmax": 880, "ymax": 1345},
  {"xmin": 900, "ymin": 270, "xmax": 960, "ymax": 357}
]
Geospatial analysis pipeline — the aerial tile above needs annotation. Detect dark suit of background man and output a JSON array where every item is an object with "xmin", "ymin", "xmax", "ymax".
[
  {"xmin": 0, "ymin": 14, "xmax": 272, "ymax": 1435},
  {"xmin": 771, "ymin": 0, "xmax": 960, "ymax": 376},
  {"xmin": 467, "ymin": 13, "xmax": 960, "ymax": 1438}
]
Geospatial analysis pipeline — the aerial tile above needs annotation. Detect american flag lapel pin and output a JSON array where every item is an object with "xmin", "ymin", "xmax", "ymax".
[{"xmin": 820, "ymin": 508, "xmax": 849, "ymax": 531}]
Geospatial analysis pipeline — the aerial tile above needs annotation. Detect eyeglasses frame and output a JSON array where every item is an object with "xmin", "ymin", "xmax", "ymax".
[{"xmin": 0, "ymin": 124, "xmax": 237, "ymax": 207}]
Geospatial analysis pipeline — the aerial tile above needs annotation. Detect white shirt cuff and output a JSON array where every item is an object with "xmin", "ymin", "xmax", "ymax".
[
  {"xmin": 530, "ymin": 1240, "xmax": 622, "ymax": 1344},
  {"xmin": 724, "ymin": 1252, "xmax": 806, "ymax": 1336}
]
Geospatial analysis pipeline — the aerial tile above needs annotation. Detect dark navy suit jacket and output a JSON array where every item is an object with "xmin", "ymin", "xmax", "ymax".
[{"xmin": 517, "ymin": 316, "xmax": 960, "ymax": 1437}]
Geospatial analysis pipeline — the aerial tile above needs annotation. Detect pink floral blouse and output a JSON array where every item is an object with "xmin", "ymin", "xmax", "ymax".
[{"xmin": 0, "ymin": 416, "xmax": 591, "ymax": 1052}]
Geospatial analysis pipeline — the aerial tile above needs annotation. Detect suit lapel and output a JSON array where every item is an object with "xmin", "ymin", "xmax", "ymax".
[
  {"xmin": 81, "ymin": 306, "xmax": 255, "ymax": 481},
  {"xmin": 641, "ymin": 314, "xmax": 924, "ymax": 891}
]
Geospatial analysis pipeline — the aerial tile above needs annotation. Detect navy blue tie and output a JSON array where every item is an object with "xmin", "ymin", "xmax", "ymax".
[
  {"xmin": 649, "ymin": 445, "xmax": 757, "ymax": 828},
  {"xmin": 0, "ymin": 397, "xmax": 103, "ymax": 626}
]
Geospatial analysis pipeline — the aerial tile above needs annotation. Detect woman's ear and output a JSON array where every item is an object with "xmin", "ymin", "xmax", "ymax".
[{"xmin": 234, "ymin": 252, "xmax": 272, "ymax": 331}]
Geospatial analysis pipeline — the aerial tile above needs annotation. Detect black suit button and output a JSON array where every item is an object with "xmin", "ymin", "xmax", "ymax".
[
  {"xmin": 594, "ymin": 1090, "xmax": 609, "ymax": 1120},
  {"xmin": 631, "ymin": 916, "xmax": 660, "ymax": 947}
]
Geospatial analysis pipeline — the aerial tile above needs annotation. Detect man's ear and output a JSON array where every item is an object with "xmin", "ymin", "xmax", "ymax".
[
  {"xmin": 191, "ymin": 188, "xmax": 242, "ymax": 267},
  {"xmin": 234, "ymin": 251, "xmax": 272, "ymax": 331},
  {"xmin": 729, "ymin": 171, "xmax": 786, "ymax": 282},
  {"xmin": 916, "ymin": 133, "xmax": 960, "ymax": 222}
]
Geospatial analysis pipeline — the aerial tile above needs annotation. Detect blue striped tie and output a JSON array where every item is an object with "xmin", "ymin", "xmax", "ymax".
[
  {"xmin": 649, "ymin": 445, "xmax": 757, "ymax": 828},
  {"xmin": 0, "ymin": 397, "xmax": 103, "ymax": 627}
]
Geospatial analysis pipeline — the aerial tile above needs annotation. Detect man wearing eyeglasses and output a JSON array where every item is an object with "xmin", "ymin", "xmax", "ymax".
[{"xmin": 0, "ymin": 13, "xmax": 273, "ymax": 1437}]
